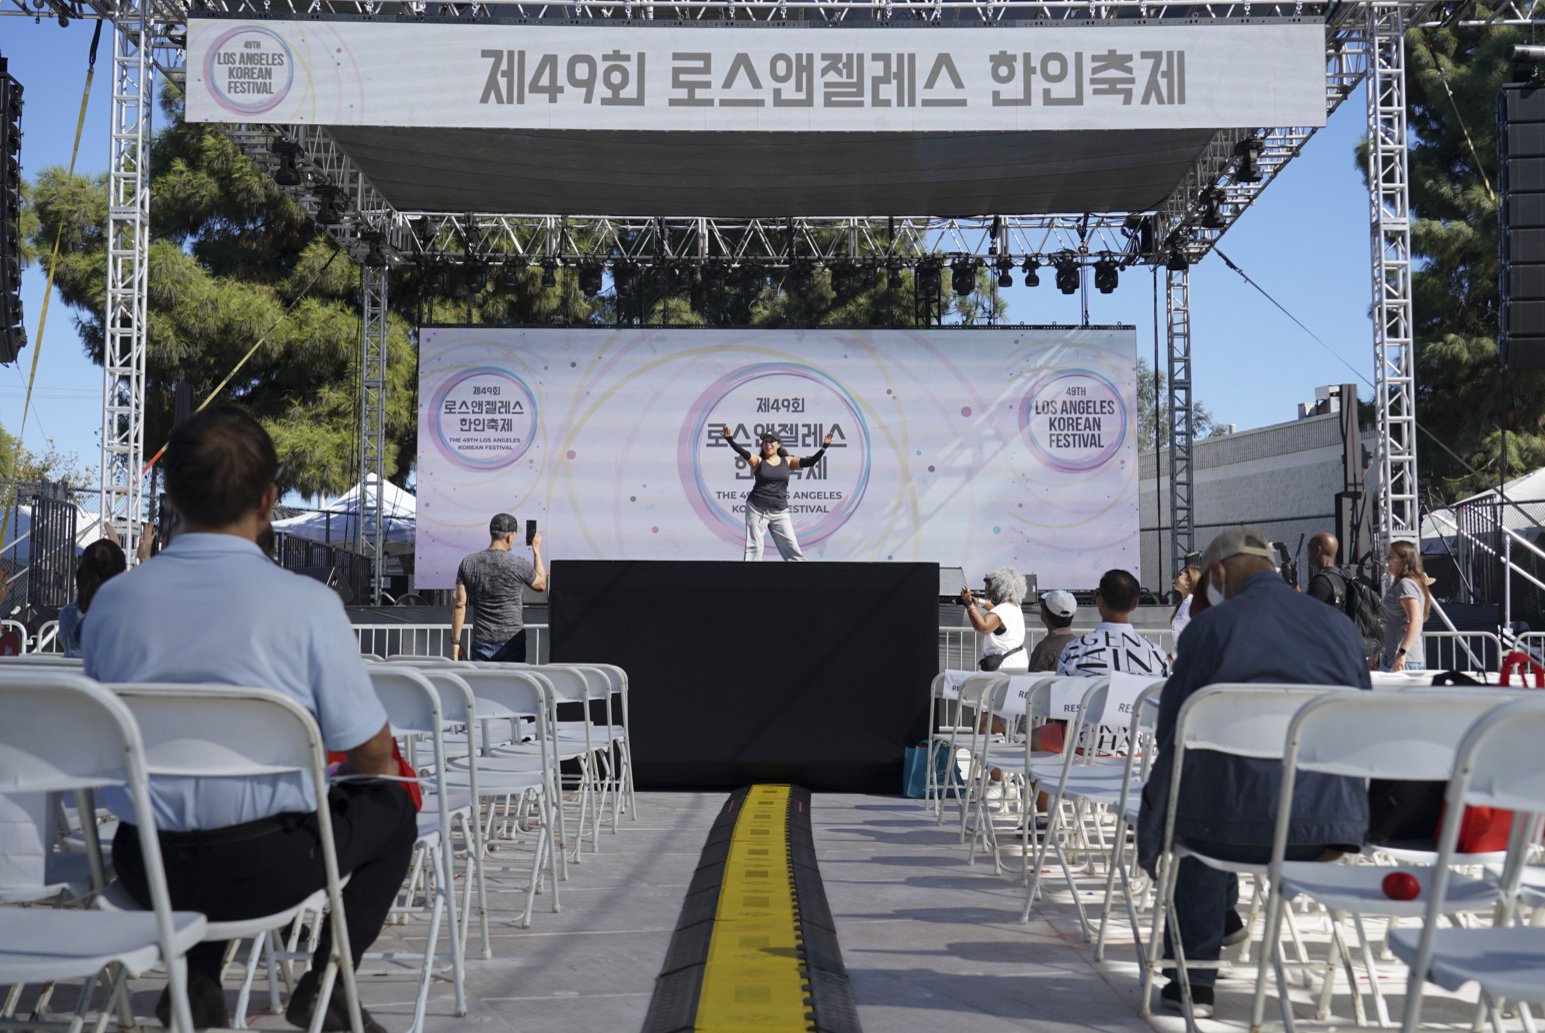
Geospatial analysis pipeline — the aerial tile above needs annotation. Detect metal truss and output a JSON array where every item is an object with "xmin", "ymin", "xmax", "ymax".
[
  {"xmin": 1366, "ymin": 0, "xmax": 1419, "ymax": 550},
  {"xmin": 358, "ymin": 264, "xmax": 389, "ymax": 604},
  {"xmin": 101, "ymin": 0, "xmax": 152, "ymax": 561},
  {"xmin": 1165, "ymin": 265, "xmax": 1192, "ymax": 570}
]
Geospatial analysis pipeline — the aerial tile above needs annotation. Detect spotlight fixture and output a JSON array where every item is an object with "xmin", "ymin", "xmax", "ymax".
[
  {"xmin": 917, "ymin": 261, "xmax": 942, "ymax": 296},
  {"xmin": 995, "ymin": 255, "xmax": 1015, "ymax": 290},
  {"xmin": 1093, "ymin": 258, "xmax": 1119, "ymax": 294},
  {"xmin": 541, "ymin": 260, "xmax": 557, "ymax": 290},
  {"xmin": 831, "ymin": 261, "xmax": 856, "ymax": 298},
  {"xmin": 1200, "ymin": 188, "xmax": 1226, "ymax": 230},
  {"xmin": 360, "ymin": 234, "xmax": 388, "ymax": 267},
  {"xmin": 312, "ymin": 186, "xmax": 343, "ymax": 225},
  {"xmin": 1165, "ymin": 248, "xmax": 1190, "ymax": 272},
  {"xmin": 737, "ymin": 264, "xmax": 764, "ymax": 294},
  {"xmin": 464, "ymin": 263, "xmax": 488, "ymax": 295},
  {"xmin": 1021, "ymin": 256, "xmax": 1040, "ymax": 288},
  {"xmin": 501, "ymin": 263, "xmax": 523, "ymax": 289},
  {"xmin": 950, "ymin": 258, "xmax": 978, "ymax": 297},
  {"xmin": 703, "ymin": 261, "xmax": 728, "ymax": 293},
  {"xmin": 863, "ymin": 264, "xmax": 879, "ymax": 290},
  {"xmin": 427, "ymin": 264, "xmax": 451, "ymax": 294},
  {"xmin": 1233, "ymin": 137, "xmax": 1263, "ymax": 184},
  {"xmin": 1054, "ymin": 257, "xmax": 1079, "ymax": 295},
  {"xmin": 613, "ymin": 260, "xmax": 637, "ymax": 292},
  {"xmin": 271, "ymin": 141, "xmax": 302, "ymax": 187},
  {"xmin": 578, "ymin": 263, "xmax": 604, "ymax": 297},
  {"xmin": 888, "ymin": 264, "xmax": 905, "ymax": 291},
  {"xmin": 791, "ymin": 263, "xmax": 815, "ymax": 296}
]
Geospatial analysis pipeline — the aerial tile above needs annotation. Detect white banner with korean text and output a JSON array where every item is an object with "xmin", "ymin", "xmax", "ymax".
[{"xmin": 187, "ymin": 19, "xmax": 1327, "ymax": 132}]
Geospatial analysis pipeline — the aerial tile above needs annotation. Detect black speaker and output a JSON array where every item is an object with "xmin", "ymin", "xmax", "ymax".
[
  {"xmin": 0, "ymin": 58, "xmax": 24, "ymax": 365},
  {"xmin": 1499, "ymin": 84, "xmax": 1545, "ymax": 369}
]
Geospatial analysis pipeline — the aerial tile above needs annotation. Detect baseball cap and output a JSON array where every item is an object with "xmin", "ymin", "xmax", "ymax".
[
  {"xmin": 489, "ymin": 513, "xmax": 519, "ymax": 535},
  {"xmin": 759, "ymin": 431, "xmax": 781, "ymax": 444},
  {"xmin": 1040, "ymin": 589, "xmax": 1077, "ymax": 618},
  {"xmin": 1200, "ymin": 525, "xmax": 1277, "ymax": 568}
]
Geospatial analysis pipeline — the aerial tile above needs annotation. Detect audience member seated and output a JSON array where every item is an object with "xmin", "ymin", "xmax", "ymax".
[
  {"xmin": 84, "ymin": 405, "xmax": 416, "ymax": 1033},
  {"xmin": 57, "ymin": 539, "xmax": 127, "ymax": 658},
  {"xmin": 1026, "ymin": 590, "xmax": 1078, "ymax": 753},
  {"xmin": 1137, "ymin": 525, "xmax": 1371, "ymax": 1017},
  {"xmin": 1056, "ymin": 568, "xmax": 1169, "ymax": 753}
]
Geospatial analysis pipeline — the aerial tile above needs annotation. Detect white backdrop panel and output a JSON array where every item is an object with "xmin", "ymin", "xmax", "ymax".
[
  {"xmin": 186, "ymin": 20, "xmax": 1327, "ymax": 132},
  {"xmin": 416, "ymin": 327, "xmax": 1139, "ymax": 588}
]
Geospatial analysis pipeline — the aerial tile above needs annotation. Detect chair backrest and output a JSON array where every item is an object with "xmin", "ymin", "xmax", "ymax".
[
  {"xmin": 1396, "ymin": 696, "xmax": 1545, "ymax": 1029},
  {"xmin": 1288, "ymin": 689, "xmax": 1528, "ymax": 782},
  {"xmin": 0, "ymin": 672, "xmax": 186, "ymax": 966},
  {"xmin": 1174, "ymin": 683, "xmax": 1351, "ymax": 759},
  {"xmin": 367, "ymin": 666, "xmax": 444, "ymax": 740}
]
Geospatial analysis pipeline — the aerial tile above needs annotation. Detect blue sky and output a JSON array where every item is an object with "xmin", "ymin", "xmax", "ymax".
[{"xmin": 1, "ymin": 19, "xmax": 1377, "ymax": 481}]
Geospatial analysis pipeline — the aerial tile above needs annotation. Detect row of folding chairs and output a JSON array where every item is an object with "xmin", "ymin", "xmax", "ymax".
[
  {"xmin": 927, "ymin": 670, "xmax": 1545, "ymax": 1033},
  {"xmin": 0, "ymin": 655, "xmax": 638, "ymax": 1033}
]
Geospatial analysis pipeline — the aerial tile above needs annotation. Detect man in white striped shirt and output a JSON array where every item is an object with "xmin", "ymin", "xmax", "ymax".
[{"xmin": 1057, "ymin": 569, "xmax": 1169, "ymax": 752}]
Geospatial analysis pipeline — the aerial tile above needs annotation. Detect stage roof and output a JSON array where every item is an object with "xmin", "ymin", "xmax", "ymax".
[{"xmin": 332, "ymin": 126, "xmax": 1218, "ymax": 219}]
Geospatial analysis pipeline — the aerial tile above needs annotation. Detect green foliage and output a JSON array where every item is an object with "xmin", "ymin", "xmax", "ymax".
[
  {"xmin": 0, "ymin": 423, "xmax": 91, "ymax": 487},
  {"xmin": 1401, "ymin": 17, "xmax": 1545, "ymax": 500},
  {"xmin": 1136, "ymin": 356, "xmax": 1218, "ymax": 449},
  {"xmin": 23, "ymin": 89, "xmax": 598, "ymax": 499}
]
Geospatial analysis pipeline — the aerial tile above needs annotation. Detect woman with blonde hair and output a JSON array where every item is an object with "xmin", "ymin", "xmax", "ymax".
[
  {"xmin": 1169, "ymin": 565, "xmax": 1202, "ymax": 647},
  {"xmin": 1382, "ymin": 540, "xmax": 1433, "ymax": 672}
]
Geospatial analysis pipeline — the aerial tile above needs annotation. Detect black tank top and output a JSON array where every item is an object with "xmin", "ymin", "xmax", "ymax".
[{"xmin": 747, "ymin": 457, "xmax": 792, "ymax": 512}]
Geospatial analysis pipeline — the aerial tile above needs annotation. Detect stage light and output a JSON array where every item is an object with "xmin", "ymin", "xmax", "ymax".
[
  {"xmin": 831, "ymin": 261, "xmax": 856, "ymax": 298},
  {"xmin": 737, "ymin": 264, "xmax": 764, "ymax": 294},
  {"xmin": 312, "ymin": 186, "xmax": 343, "ymax": 225},
  {"xmin": 501, "ymin": 263, "xmax": 523, "ymax": 289},
  {"xmin": 889, "ymin": 264, "xmax": 905, "ymax": 291},
  {"xmin": 1094, "ymin": 259, "xmax": 1119, "ymax": 294},
  {"xmin": 271, "ymin": 141, "xmax": 302, "ymax": 187},
  {"xmin": 864, "ymin": 264, "xmax": 879, "ymax": 290},
  {"xmin": 950, "ymin": 258, "xmax": 977, "ymax": 297},
  {"xmin": 613, "ymin": 260, "xmax": 637, "ymax": 292},
  {"xmin": 578, "ymin": 263, "xmax": 604, "ymax": 297},
  {"xmin": 791, "ymin": 263, "xmax": 815, "ymax": 295},
  {"xmin": 1021, "ymin": 256, "xmax": 1040, "ymax": 288},
  {"xmin": 541, "ymin": 261, "xmax": 557, "ymax": 289},
  {"xmin": 1200, "ymin": 188, "xmax": 1226, "ymax": 229},
  {"xmin": 1054, "ymin": 258, "xmax": 1079, "ymax": 295},
  {"xmin": 917, "ymin": 261, "xmax": 942, "ymax": 296},
  {"xmin": 360, "ymin": 235, "xmax": 388, "ymax": 268},
  {"xmin": 1166, "ymin": 248, "xmax": 1190, "ymax": 272},
  {"xmin": 995, "ymin": 255, "xmax": 1015, "ymax": 290},
  {"xmin": 464, "ymin": 264, "xmax": 488, "ymax": 295},
  {"xmin": 703, "ymin": 261, "xmax": 727, "ymax": 293},
  {"xmin": 1233, "ymin": 137, "xmax": 1263, "ymax": 184}
]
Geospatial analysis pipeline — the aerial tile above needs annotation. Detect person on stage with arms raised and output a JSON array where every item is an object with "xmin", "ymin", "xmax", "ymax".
[
  {"xmin": 720, "ymin": 425, "xmax": 833, "ymax": 561},
  {"xmin": 452, "ymin": 513, "xmax": 547, "ymax": 661}
]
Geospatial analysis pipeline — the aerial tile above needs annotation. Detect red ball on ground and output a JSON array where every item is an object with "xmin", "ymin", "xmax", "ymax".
[{"xmin": 1382, "ymin": 870, "xmax": 1421, "ymax": 900}]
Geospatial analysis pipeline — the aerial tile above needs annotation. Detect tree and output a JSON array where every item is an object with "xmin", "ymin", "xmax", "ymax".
[
  {"xmin": 1136, "ymin": 356, "xmax": 1218, "ymax": 449},
  {"xmin": 1401, "ymin": 16, "xmax": 1545, "ymax": 501},
  {"xmin": 0, "ymin": 423, "xmax": 91, "ymax": 487},
  {"xmin": 25, "ymin": 90, "xmax": 589, "ymax": 499}
]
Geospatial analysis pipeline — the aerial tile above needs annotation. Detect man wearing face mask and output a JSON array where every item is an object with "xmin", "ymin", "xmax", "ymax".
[{"xmin": 1136, "ymin": 525, "xmax": 1371, "ymax": 1018}]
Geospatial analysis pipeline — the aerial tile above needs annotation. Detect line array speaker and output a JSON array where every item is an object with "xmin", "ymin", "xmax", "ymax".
[{"xmin": 1499, "ymin": 83, "xmax": 1545, "ymax": 370}]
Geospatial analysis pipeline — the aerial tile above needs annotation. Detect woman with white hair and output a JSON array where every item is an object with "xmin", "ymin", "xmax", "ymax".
[{"xmin": 962, "ymin": 566, "xmax": 1029, "ymax": 672}]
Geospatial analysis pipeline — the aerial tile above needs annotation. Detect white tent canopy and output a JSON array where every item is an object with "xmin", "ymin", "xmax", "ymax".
[
  {"xmin": 1422, "ymin": 467, "xmax": 1545, "ymax": 554},
  {"xmin": 272, "ymin": 474, "xmax": 415, "ymax": 546}
]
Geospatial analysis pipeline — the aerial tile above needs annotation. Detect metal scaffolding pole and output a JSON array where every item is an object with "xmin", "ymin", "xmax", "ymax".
[
  {"xmin": 357, "ymin": 263, "xmax": 389, "ymax": 604},
  {"xmin": 1166, "ymin": 265, "xmax": 1194, "ymax": 571},
  {"xmin": 1367, "ymin": 2, "xmax": 1420, "ymax": 548},
  {"xmin": 101, "ymin": 3, "xmax": 151, "ymax": 561}
]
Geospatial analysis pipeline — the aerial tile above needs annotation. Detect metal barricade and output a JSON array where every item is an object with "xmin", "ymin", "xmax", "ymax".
[
  {"xmin": 353, "ymin": 622, "xmax": 549, "ymax": 663},
  {"xmin": 1421, "ymin": 630, "xmax": 1503, "ymax": 673},
  {"xmin": 32, "ymin": 620, "xmax": 59, "ymax": 654},
  {"xmin": 0, "ymin": 618, "xmax": 29, "ymax": 653}
]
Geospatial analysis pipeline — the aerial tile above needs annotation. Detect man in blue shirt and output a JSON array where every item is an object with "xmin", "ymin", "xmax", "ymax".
[
  {"xmin": 85, "ymin": 406, "xmax": 414, "ymax": 1033},
  {"xmin": 1137, "ymin": 525, "xmax": 1370, "ymax": 1018}
]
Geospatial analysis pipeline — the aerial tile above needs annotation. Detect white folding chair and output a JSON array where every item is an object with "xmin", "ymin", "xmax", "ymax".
[
  {"xmin": 1392, "ymin": 696, "xmax": 1545, "ymax": 1033},
  {"xmin": 0, "ymin": 671, "xmax": 207, "ymax": 1033},
  {"xmin": 1253, "ymin": 689, "xmax": 1521, "ymax": 1033},
  {"xmin": 925, "ymin": 670, "xmax": 978, "ymax": 816},
  {"xmin": 364, "ymin": 667, "xmax": 469, "ymax": 1033},
  {"xmin": 106, "ymin": 684, "xmax": 368, "ymax": 1033},
  {"xmin": 439, "ymin": 667, "xmax": 562, "ymax": 927},
  {"xmin": 1091, "ymin": 681, "xmax": 1166, "ymax": 964},
  {"xmin": 1143, "ymin": 683, "xmax": 1356, "ymax": 1030}
]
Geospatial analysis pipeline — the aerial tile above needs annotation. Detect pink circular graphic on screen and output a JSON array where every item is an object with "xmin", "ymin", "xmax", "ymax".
[
  {"xmin": 1019, "ymin": 369, "xmax": 1128, "ymax": 472},
  {"xmin": 429, "ymin": 368, "xmax": 538, "ymax": 470},
  {"xmin": 203, "ymin": 26, "xmax": 296, "ymax": 116},
  {"xmin": 677, "ymin": 364, "xmax": 871, "ymax": 548}
]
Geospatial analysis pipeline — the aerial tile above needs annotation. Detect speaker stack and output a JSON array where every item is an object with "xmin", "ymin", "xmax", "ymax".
[{"xmin": 1499, "ymin": 82, "xmax": 1545, "ymax": 370}]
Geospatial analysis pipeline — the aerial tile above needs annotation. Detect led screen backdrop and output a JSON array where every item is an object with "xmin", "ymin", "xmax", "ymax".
[{"xmin": 416, "ymin": 327, "xmax": 1139, "ymax": 588}]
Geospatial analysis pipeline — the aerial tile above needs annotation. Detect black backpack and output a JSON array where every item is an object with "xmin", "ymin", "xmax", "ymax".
[{"xmin": 1314, "ymin": 566, "xmax": 1385, "ymax": 658}]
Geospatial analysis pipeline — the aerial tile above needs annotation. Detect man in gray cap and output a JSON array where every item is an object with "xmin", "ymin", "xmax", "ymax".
[
  {"xmin": 1027, "ymin": 589, "xmax": 1079, "ymax": 672},
  {"xmin": 1136, "ymin": 525, "xmax": 1370, "ymax": 1018},
  {"xmin": 451, "ymin": 513, "xmax": 546, "ymax": 661}
]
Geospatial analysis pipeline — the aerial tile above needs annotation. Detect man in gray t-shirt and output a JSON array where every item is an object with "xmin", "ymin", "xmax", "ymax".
[{"xmin": 452, "ymin": 512, "xmax": 547, "ymax": 661}]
